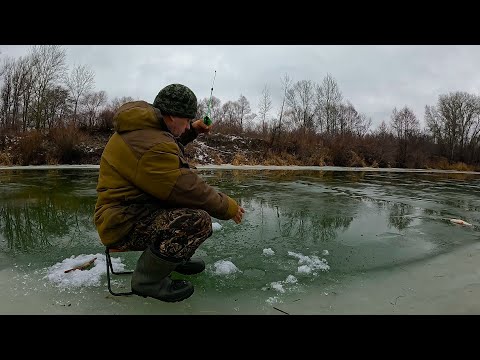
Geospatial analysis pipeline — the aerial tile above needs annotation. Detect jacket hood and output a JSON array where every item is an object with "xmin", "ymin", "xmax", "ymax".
[{"xmin": 113, "ymin": 101, "xmax": 168, "ymax": 133}]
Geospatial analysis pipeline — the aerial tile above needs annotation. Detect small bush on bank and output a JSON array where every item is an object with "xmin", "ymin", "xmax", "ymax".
[
  {"xmin": 47, "ymin": 125, "xmax": 86, "ymax": 164},
  {"xmin": 15, "ymin": 130, "xmax": 45, "ymax": 165},
  {"xmin": 0, "ymin": 152, "xmax": 12, "ymax": 165}
]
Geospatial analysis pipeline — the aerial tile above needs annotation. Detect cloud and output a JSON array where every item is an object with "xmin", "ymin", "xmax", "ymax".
[{"xmin": 2, "ymin": 45, "xmax": 480, "ymax": 129}]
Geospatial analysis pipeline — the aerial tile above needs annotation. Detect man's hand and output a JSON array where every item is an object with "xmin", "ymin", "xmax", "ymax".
[
  {"xmin": 192, "ymin": 119, "xmax": 212, "ymax": 135},
  {"xmin": 232, "ymin": 206, "xmax": 245, "ymax": 224}
]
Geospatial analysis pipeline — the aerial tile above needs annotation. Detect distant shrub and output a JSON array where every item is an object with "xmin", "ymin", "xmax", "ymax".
[
  {"xmin": 430, "ymin": 157, "xmax": 451, "ymax": 170},
  {"xmin": 98, "ymin": 109, "xmax": 115, "ymax": 133},
  {"xmin": 15, "ymin": 130, "xmax": 45, "ymax": 165},
  {"xmin": 347, "ymin": 150, "xmax": 367, "ymax": 167},
  {"xmin": 48, "ymin": 125, "xmax": 86, "ymax": 164},
  {"xmin": 0, "ymin": 152, "xmax": 12, "ymax": 165}
]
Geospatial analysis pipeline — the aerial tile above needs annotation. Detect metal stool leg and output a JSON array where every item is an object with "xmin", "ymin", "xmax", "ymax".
[{"xmin": 105, "ymin": 247, "xmax": 134, "ymax": 296}]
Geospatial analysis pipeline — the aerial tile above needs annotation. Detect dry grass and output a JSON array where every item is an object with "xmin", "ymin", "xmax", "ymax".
[
  {"xmin": 210, "ymin": 152, "xmax": 224, "ymax": 165},
  {"xmin": 0, "ymin": 152, "xmax": 12, "ymax": 165},
  {"xmin": 347, "ymin": 150, "xmax": 367, "ymax": 167},
  {"xmin": 16, "ymin": 130, "xmax": 45, "ymax": 165},
  {"xmin": 262, "ymin": 151, "xmax": 300, "ymax": 166},
  {"xmin": 448, "ymin": 162, "xmax": 471, "ymax": 171},
  {"xmin": 427, "ymin": 157, "xmax": 476, "ymax": 171},
  {"xmin": 231, "ymin": 153, "xmax": 262, "ymax": 165}
]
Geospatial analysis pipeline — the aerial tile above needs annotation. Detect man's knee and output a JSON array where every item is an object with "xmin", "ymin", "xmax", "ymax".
[{"xmin": 193, "ymin": 209, "xmax": 212, "ymax": 233}]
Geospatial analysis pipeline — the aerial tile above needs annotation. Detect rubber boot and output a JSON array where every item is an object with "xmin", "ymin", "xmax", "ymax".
[
  {"xmin": 131, "ymin": 246, "xmax": 194, "ymax": 302},
  {"xmin": 174, "ymin": 257, "xmax": 205, "ymax": 275}
]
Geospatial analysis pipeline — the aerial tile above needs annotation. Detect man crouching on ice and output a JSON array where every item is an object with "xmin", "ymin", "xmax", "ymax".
[{"xmin": 94, "ymin": 83, "xmax": 245, "ymax": 302}]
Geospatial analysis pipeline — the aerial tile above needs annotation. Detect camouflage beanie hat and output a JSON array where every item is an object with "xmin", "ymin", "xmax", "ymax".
[{"xmin": 153, "ymin": 83, "xmax": 197, "ymax": 119}]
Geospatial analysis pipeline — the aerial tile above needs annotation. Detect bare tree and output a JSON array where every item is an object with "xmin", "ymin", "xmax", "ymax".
[
  {"xmin": 286, "ymin": 79, "xmax": 316, "ymax": 131},
  {"xmin": 13, "ymin": 56, "xmax": 36, "ymax": 130},
  {"xmin": 468, "ymin": 113, "xmax": 480, "ymax": 163},
  {"xmin": 243, "ymin": 112, "xmax": 257, "ymax": 132},
  {"xmin": 0, "ymin": 57, "xmax": 13, "ymax": 129},
  {"xmin": 337, "ymin": 101, "xmax": 371, "ymax": 136},
  {"xmin": 19, "ymin": 53, "xmax": 37, "ymax": 131},
  {"xmin": 258, "ymin": 84, "xmax": 272, "ymax": 136},
  {"xmin": 209, "ymin": 96, "xmax": 222, "ymax": 123},
  {"xmin": 64, "ymin": 64, "xmax": 95, "ymax": 125},
  {"xmin": 82, "ymin": 90, "xmax": 107, "ymax": 128},
  {"xmin": 30, "ymin": 45, "xmax": 67, "ymax": 129},
  {"xmin": 221, "ymin": 100, "xmax": 240, "ymax": 127},
  {"xmin": 237, "ymin": 94, "xmax": 251, "ymax": 130},
  {"xmin": 315, "ymin": 73, "xmax": 343, "ymax": 134},
  {"xmin": 44, "ymin": 85, "xmax": 70, "ymax": 128},
  {"xmin": 270, "ymin": 73, "xmax": 291, "ymax": 147},
  {"xmin": 196, "ymin": 98, "xmax": 207, "ymax": 120},
  {"xmin": 391, "ymin": 106, "xmax": 419, "ymax": 139},
  {"xmin": 357, "ymin": 113, "xmax": 372, "ymax": 137},
  {"xmin": 390, "ymin": 106, "xmax": 420, "ymax": 166},
  {"xmin": 375, "ymin": 120, "xmax": 391, "ymax": 137},
  {"xmin": 0, "ymin": 55, "xmax": 38, "ymax": 131},
  {"xmin": 109, "ymin": 96, "xmax": 135, "ymax": 112}
]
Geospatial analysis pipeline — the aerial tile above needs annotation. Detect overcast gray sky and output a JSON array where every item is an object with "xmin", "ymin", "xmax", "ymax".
[{"xmin": 1, "ymin": 45, "xmax": 480, "ymax": 130}]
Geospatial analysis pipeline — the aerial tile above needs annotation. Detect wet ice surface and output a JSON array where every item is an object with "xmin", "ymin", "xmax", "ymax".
[{"xmin": 1, "ymin": 166, "xmax": 479, "ymax": 314}]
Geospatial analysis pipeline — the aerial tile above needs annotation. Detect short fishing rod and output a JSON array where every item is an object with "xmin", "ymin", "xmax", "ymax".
[{"xmin": 203, "ymin": 70, "xmax": 216, "ymax": 126}]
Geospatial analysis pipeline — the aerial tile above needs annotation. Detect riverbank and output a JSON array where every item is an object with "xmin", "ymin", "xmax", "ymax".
[
  {"xmin": 1, "ymin": 164, "xmax": 480, "ymax": 175},
  {"xmin": 1, "ymin": 130, "xmax": 479, "ymax": 172}
]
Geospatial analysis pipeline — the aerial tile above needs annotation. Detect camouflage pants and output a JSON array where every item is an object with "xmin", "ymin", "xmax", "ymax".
[{"xmin": 115, "ymin": 208, "xmax": 212, "ymax": 260}]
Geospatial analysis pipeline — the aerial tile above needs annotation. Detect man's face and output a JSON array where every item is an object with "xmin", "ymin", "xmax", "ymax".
[{"xmin": 165, "ymin": 115, "xmax": 191, "ymax": 137}]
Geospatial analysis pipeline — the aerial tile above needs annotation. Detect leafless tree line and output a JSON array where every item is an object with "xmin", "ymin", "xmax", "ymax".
[
  {"xmin": 1, "ymin": 46, "xmax": 480, "ymax": 166},
  {"xmin": 373, "ymin": 91, "xmax": 480, "ymax": 165},
  {"xmin": 0, "ymin": 45, "xmax": 127, "ymax": 133},
  {"xmin": 425, "ymin": 92, "xmax": 480, "ymax": 163},
  {"xmin": 197, "ymin": 73, "xmax": 372, "ymax": 138},
  {"xmin": 196, "ymin": 72, "xmax": 480, "ymax": 165}
]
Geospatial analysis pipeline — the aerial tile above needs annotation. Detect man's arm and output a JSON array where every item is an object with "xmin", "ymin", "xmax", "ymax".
[
  {"xmin": 178, "ymin": 120, "xmax": 198, "ymax": 146},
  {"xmin": 178, "ymin": 119, "xmax": 212, "ymax": 146},
  {"xmin": 134, "ymin": 142, "xmax": 238, "ymax": 220}
]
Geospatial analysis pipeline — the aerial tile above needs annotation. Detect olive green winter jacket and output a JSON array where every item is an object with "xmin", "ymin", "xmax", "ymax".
[{"xmin": 94, "ymin": 101, "xmax": 238, "ymax": 246}]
